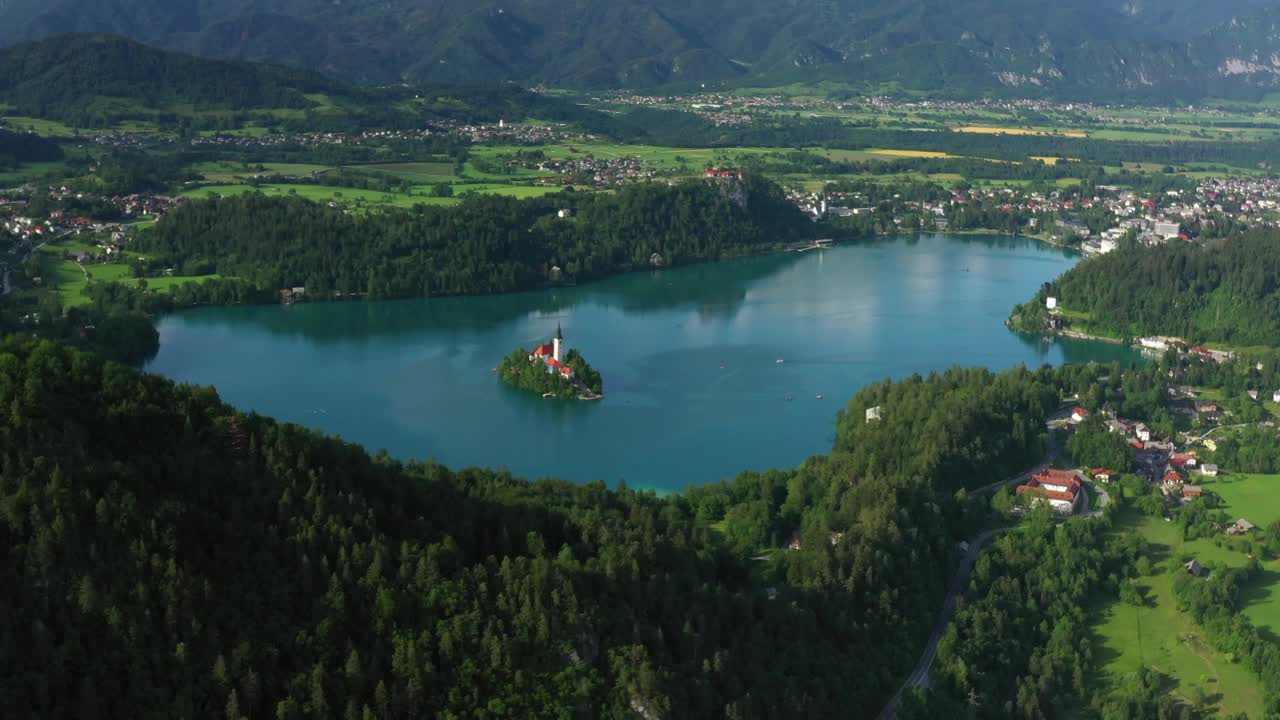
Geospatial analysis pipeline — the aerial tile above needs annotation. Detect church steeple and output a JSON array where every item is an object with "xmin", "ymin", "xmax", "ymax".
[
  {"xmin": 553, "ymin": 323, "xmax": 564, "ymax": 363},
  {"xmin": 556, "ymin": 323, "xmax": 563, "ymax": 340}
]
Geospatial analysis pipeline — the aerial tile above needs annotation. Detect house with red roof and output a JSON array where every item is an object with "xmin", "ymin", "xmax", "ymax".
[
  {"xmin": 1071, "ymin": 407, "xmax": 1090, "ymax": 423},
  {"xmin": 1017, "ymin": 469, "xmax": 1084, "ymax": 514}
]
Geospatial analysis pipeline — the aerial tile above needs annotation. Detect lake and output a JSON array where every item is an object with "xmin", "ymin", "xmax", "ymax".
[{"xmin": 148, "ymin": 233, "xmax": 1143, "ymax": 492}]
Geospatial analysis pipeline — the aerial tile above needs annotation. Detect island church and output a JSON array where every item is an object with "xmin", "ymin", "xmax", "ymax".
[{"xmin": 529, "ymin": 325, "xmax": 575, "ymax": 380}]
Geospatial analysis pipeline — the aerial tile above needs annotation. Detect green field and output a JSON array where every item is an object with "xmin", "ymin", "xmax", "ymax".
[
  {"xmin": 192, "ymin": 161, "xmax": 336, "ymax": 182},
  {"xmin": 137, "ymin": 274, "xmax": 225, "ymax": 292},
  {"xmin": 183, "ymin": 181, "xmax": 566, "ymax": 207},
  {"xmin": 0, "ymin": 160, "xmax": 76, "ymax": 185},
  {"xmin": 1091, "ymin": 512, "xmax": 1271, "ymax": 717},
  {"xmin": 1201, "ymin": 474, "xmax": 1280, "ymax": 637},
  {"xmin": 39, "ymin": 254, "xmax": 91, "ymax": 306},
  {"xmin": 357, "ymin": 162, "xmax": 457, "ymax": 180},
  {"xmin": 2, "ymin": 115, "xmax": 81, "ymax": 136},
  {"xmin": 182, "ymin": 183, "xmax": 459, "ymax": 208}
]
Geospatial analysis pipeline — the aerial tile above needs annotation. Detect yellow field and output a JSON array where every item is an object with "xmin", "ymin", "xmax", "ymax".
[
  {"xmin": 955, "ymin": 126, "xmax": 1088, "ymax": 138},
  {"xmin": 1031, "ymin": 156, "xmax": 1081, "ymax": 164},
  {"xmin": 868, "ymin": 149, "xmax": 959, "ymax": 159}
]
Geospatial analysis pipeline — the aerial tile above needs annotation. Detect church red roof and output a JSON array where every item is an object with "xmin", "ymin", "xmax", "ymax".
[{"xmin": 533, "ymin": 343, "xmax": 555, "ymax": 357}]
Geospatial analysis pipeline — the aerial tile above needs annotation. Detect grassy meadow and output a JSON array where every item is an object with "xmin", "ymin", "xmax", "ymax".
[{"xmin": 1091, "ymin": 510, "xmax": 1274, "ymax": 717}]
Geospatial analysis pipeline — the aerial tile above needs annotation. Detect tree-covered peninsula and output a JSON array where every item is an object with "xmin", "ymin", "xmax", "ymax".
[
  {"xmin": 1009, "ymin": 229, "xmax": 1280, "ymax": 346},
  {"xmin": 132, "ymin": 175, "xmax": 819, "ymax": 301}
]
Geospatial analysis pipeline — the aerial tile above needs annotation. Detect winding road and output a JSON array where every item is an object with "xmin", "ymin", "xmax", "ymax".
[
  {"xmin": 875, "ymin": 421, "xmax": 1108, "ymax": 720},
  {"xmin": 874, "ymin": 527, "xmax": 1008, "ymax": 720}
]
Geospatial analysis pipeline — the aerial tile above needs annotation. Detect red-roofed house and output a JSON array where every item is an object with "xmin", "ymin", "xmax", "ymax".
[
  {"xmin": 1071, "ymin": 407, "xmax": 1090, "ymax": 423},
  {"xmin": 1017, "ymin": 469, "xmax": 1084, "ymax": 514},
  {"xmin": 1091, "ymin": 468, "xmax": 1113, "ymax": 483},
  {"xmin": 1164, "ymin": 470, "xmax": 1184, "ymax": 487}
]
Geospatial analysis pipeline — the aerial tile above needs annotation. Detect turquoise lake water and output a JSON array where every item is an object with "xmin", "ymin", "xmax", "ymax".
[{"xmin": 147, "ymin": 233, "xmax": 1143, "ymax": 492}]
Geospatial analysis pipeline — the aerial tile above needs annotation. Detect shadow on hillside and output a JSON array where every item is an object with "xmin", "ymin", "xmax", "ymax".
[{"xmin": 1240, "ymin": 568, "xmax": 1280, "ymax": 644}]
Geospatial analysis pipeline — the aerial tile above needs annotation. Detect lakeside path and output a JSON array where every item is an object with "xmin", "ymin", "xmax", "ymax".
[
  {"xmin": 876, "ymin": 423, "xmax": 1108, "ymax": 719},
  {"xmin": 1058, "ymin": 328, "xmax": 1127, "ymax": 345}
]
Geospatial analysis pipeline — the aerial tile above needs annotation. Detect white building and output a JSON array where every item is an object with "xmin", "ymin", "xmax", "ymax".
[
  {"xmin": 1046, "ymin": 297, "xmax": 1058, "ymax": 310},
  {"xmin": 1135, "ymin": 424, "xmax": 1152, "ymax": 442},
  {"xmin": 866, "ymin": 406, "xmax": 882, "ymax": 423},
  {"xmin": 1153, "ymin": 221, "xmax": 1181, "ymax": 239}
]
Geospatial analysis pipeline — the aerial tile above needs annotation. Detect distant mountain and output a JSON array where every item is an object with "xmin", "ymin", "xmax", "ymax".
[
  {"xmin": 0, "ymin": 33, "xmax": 348, "ymax": 123},
  {"xmin": 0, "ymin": 34, "xmax": 638, "ymax": 131},
  {"xmin": 2, "ymin": 1, "xmax": 1280, "ymax": 98}
]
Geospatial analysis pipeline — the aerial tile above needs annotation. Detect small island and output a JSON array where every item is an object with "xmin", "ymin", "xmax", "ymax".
[{"xmin": 499, "ymin": 325, "xmax": 604, "ymax": 400}]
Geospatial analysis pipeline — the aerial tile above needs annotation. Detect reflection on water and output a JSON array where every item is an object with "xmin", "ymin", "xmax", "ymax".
[{"xmin": 149, "ymin": 233, "xmax": 1141, "ymax": 491}]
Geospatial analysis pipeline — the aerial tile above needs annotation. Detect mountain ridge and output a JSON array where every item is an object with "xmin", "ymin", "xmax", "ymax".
[{"xmin": 2, "ymin": 1, "xmax": 1280, "ymax": 98}]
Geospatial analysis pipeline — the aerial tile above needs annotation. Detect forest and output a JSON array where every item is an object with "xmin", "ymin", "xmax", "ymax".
[
  {"xmin": 8, "ymin": 327, "xmax": 1280, "ymax": 717},
  {"xmin": 1013, "ymin": 230, "xmax": 1280, "ymax": 346},
  {"xmin": 0, "ymin": 336, "xmax": 1100, "ymax": 719},
  {"xmin": 133, "ymin": 176, "xmax": 821, "ymax": 300}
]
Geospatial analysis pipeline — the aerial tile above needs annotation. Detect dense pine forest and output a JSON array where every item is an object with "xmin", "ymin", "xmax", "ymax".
[
  {"xmin": 134, "ymin": 176, "xmax": 819, "ymax": 299},
  {"xmin": 1012, "ymin": 231, "xmax": 1280, "ymax": 346},
  {"xmin": 0, "ymin": 336, "xmax": 1076, "ymax": 719}
]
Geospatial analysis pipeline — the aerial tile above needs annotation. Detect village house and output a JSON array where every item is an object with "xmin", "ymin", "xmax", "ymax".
[
  {"xmin": 1071, "ymin": 407, "xmax": 1090, "ymax": 423},
  {"xmin": 1228, "ymin": 519, "xmax": 1257, "ymax": 536},
  {"xmin": 1200, "ymin": 464, "xmax": 1219, "ymax": 477},
  {"xmin": 1135, "ymin": 423, "xmax": 1152, "ymax": 442},
  {"xmin": 1017, "ymin": 469, "xmax": 1084, "ymax": 514},
  {"xmin": 1185, "ymin": 559, "xmax": 1207, "ymax": 578},
  {"xmin": 1182, "ymin": 485, "xmax": 1203, "ymax": 499},
  {"xmin": 866, "ymin": 406, "xmax": 882, "ymax": 423},
  {"xmin": 1091, "ymin": 468, "xmax": 1113, "ymax": 483}
]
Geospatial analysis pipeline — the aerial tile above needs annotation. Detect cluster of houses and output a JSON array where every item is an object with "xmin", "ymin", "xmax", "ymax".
[
  {"xmin": 778, "ymin": 176, "xmax": 1280, "ymax": 249},
  {"xmin": 0, "ymin": 189, "xmax": 183, "ymax": 272},
  {"xmin": 532, "ymin": 156, "xmax": 665, "ymax": 187},
  {"xmin": 608, "ymin": 92, "xmax": 794, "ymax": 112},
  {"xmin": 188, "ymin": 121, "xmax": 591, "ymax": 152},
  {"xmin": 1077, "ymin": 177, "xmax": 1280, "ymax": 251},
  {"xmin": 1070, "ymin": 390, "xmax": 1275, "ymax": 545}
]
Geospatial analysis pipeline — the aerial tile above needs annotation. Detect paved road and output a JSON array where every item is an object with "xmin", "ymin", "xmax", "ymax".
[
  {"xmin": 876, "ymin": 420, "xmax": 1106, "ymax": 720},
  {"xmin": 1185, "ymin": 424, "xmax": 1249, "ymax": 444},
  {"xmin": 874, "ymin": 527, "xmax": 1008, "ymax": 720}
]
